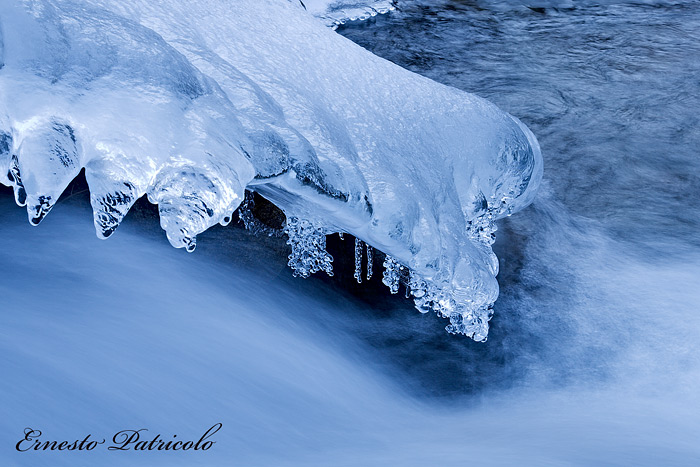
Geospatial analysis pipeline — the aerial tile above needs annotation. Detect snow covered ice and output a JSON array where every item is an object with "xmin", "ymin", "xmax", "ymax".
[{"xmin": 0, "ymin": 0, "xmax": 542, "ymax": 340}]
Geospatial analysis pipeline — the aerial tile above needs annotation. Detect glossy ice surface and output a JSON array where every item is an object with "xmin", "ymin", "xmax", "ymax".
[{"xmin": 0, "ymin": 0, "xmax": 542, "ymax": 339}]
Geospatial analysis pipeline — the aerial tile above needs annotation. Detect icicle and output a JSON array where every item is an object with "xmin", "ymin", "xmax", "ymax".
[
  {"xmin": 382, "ymin": 255, "xmax": 400, "ymax": 294},
  {"xmin": 354, "ymin": 237, "xmax": 363, "ymax": 283},
  {"xmin": 284, "ymin": 217, "xmax": 334, "ymax": 278},
  {"xmin": 14, "ymin": 120, "xmax": 81, "ymax": 225},
  {"xmin": 366, "ymin": 244, "xmax": 373, "ymax": 281},
  {"xmin": 90, "ymin": 185, "xmax": 138, "ymax": 239},
  {"xmin": 408, "ymin": 271, "xmax": 430, "ymax": 313}
]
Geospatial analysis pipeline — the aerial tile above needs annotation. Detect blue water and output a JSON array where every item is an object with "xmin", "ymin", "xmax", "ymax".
[{"xmin": 340, "ymin": 0, "xmax": 700, "ymax": 249}]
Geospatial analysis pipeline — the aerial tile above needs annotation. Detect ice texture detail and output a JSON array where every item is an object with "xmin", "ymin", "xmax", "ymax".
[
  {"xmin": 0, "ymin": 0, "xmax": 543, "ymax": 340},
  {"xmin": 382, "ymin": 255, "xmax": 401, "ymax": 295},
  {"xmin": 354, "ymin": 237, "xmax": 363, "ymax": 283},
  {"xmin": 285, "ymin": 217, "xmax": 334, "ymax": 278},
  {"xmin": 295, "ymin": 0, "xmax": 398, "ymax": 28}
]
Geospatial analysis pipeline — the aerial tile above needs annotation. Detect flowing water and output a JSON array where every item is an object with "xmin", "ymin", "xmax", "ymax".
[
  {"xmin": 340, "ymin": 0, "xmax": 700, "ymax": 249},
  {"xmin": 2, "ymin": 1, "xmax": 699, "ymax": 465},
  {"xmin": 338, "ymin": 0, "xmax": 700, "ymax": 390}
]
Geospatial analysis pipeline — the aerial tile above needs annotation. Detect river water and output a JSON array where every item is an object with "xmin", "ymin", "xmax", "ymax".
[
  {"xmin": 340, "ymin": 0, "xmax": 700, "ymax": 249},
  {"xmin": 339, "ymin": 0, "xmax": 700, "ymax": 460}
]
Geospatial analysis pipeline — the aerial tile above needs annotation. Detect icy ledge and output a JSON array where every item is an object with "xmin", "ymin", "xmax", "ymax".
[
  {"xmin": 294, "ymin": 0, "xmax": 398, "ymax": 28},
  {"xmin": 0, "ymin": 0, "xmax": 542, "ymax": 341}
]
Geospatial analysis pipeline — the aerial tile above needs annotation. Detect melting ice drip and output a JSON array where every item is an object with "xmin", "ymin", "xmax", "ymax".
[{"xmin": 0, "ymin": 0, "xmax": 542, "ymax": 341}]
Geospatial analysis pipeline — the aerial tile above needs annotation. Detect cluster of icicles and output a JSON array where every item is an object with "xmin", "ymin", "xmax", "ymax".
[{"xmin": 232, "ymin": 192, "xmax": 498, "ymax": 342}]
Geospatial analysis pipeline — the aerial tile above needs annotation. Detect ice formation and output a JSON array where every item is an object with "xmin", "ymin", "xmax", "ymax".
[
  {"xmin": 366, "ymin": 243, "xmax": 373, "ymax": 281},
  {"xmin": 0, "ymin": 0, "xmax": 542, "ymax": 340},
  {"xmin": 382, "ymin": 255, "xmax": 402, "ymax": 295},
  {"xmin": 285, "ymin": 217, "xmax": 334, "ymax": 278},
  {"xmin": 354, "ymin": 238, "xmax": 364, "ymax": 283},
  {"xmin": 295, "ymin": 0, "xmax": 398, "ymax": 28}
]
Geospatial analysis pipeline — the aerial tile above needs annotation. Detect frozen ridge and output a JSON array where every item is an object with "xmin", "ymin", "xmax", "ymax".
[
  {"xmin": 0, "ymin": 0, "xmax": 542, "ymax": 341},
  {"xmin": 294, "ymin": 0, "xmax": 398, "ymax": 28}
]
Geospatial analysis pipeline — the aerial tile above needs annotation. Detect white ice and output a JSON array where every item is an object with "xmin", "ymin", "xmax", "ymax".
[{"xmin": 0, "ymin": 0, "xmax": 542, "ymax": 339}]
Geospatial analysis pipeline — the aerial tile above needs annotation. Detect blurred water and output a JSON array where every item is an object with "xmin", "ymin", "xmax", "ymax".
[
  {"xmin": 2, "ymin": 1, "xmax": 700, "ymax": 465},
  {"xmin": 337, "ymin": 0, "xmax": 700, "ymax": 462}
]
